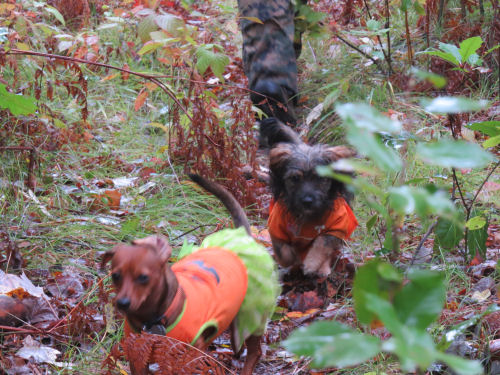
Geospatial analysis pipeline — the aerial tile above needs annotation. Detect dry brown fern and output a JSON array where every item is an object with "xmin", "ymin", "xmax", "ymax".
[{"xmin": 122, "ymin": 333, "xmax": 234, "ymax": 374}]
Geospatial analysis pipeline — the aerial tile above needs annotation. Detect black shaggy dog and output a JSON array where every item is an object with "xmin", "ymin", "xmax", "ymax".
[{"xmin": 261, "ymin": 118, "xmax": 358, "ymax": 278}]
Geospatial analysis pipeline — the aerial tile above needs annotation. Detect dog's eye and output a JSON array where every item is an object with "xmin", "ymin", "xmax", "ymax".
[
  {"xmin": 137, "ymin": 274, "xmax": 149, "ymax": 284},
  {"xmin": 289, "ymin": 175, "xmax": 300, "ymax": 182},
  {"xmin": 111, "ymin": 272, "xmax": 121, "ymax": 283}
]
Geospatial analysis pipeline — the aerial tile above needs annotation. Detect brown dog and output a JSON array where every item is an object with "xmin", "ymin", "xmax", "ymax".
[
  {"xmin": 102, "ymin": 174, "xmax": 279, "ymax": 375},
  {"xmin": 260, "ymin": 118, "xmax": 358, "ymax": 278}
]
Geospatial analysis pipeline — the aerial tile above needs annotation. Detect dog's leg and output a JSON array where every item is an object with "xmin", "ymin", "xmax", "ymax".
[
  {"xmin": 241, "ymin": 335, "xmax": 262, "ymax": 375},
  {"xmin": 229, "ymin": 320, "xmax": 243, "ymax": 358},
  {"xmin": 302, "ymin": 235, "xmax": 342, "ymax": 277},
  {"xmin": 271, "ymin": 238, "xmax": 299, "ymax": 268}
]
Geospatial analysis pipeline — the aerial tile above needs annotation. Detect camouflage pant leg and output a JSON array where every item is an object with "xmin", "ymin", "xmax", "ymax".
[{"xmin": 238, "ymin": 0, "xmax": 298, "ymax": 124}]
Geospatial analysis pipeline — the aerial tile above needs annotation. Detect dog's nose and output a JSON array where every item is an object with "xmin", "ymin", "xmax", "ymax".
[
  {"xmin": 116, "ymin": 297, "xmax": 131, "ymax": 311},
  {"xmin": 301, "ymin": 194, "xmax": 314, "ymax": 206}
]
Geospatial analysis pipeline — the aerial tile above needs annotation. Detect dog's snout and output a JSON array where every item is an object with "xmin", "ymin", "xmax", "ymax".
[
  {"xmin": 116, "ymin": 297, "xmax": 131, "ymax": 311},
  {"xmin": 301, "ymin": 194, "xmax": 314, "ymax": 206}
]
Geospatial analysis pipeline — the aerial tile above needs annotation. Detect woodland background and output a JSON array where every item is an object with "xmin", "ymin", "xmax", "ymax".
[{"xmin": 0, "ymin": 0, "xmax": 499, "ymax": 374}]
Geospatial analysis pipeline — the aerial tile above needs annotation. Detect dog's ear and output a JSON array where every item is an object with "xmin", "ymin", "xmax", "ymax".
[
  {"xmin": 101, "ymin": 249, "xmax": 115, "ymax": 269},
  {"xmin": 323, "ymin": 146, "xmax": 356, "ymax": 163},
  {"xmin": 132, "ymin": 235, "xmax": 172, "ymax": 263},
  {"xmin": 269, "ymin": 143, "xmax": 293, "ymax": 174}
]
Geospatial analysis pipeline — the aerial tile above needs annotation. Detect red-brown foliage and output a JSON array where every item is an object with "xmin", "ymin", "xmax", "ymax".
[{"xmin": 121, "ymin": 333, "xmax": 231, "ymax": 374}]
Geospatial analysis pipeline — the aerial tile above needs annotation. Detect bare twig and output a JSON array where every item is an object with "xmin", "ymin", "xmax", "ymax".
[
  {"xmin": 171, "ymin": 223, "xmax": 219, "ymax": 241},
  {"xmin": 404, "ymin": 10, "xmax": 414, "ymax": 66},
  {"xmin": 470, "ymin": 160, "xmax": 500, "ymax": 208},
  {"xmin": 335, "ymin": 34, "xmax": 386, "ymax": 74},
  {"xmin": 7, "ymin": 49, "xmax": 194, "ymax": 122},
  {"xmin": 409, "ymin": 220, "xmax": 438, "ymax": 269},
  {"xmin": 362, "ymin": 0, "xmax": 392, "ymax": 74},
  {"xmin": 438, "ymin": 0, "xmax": 447, "ymax": 27},
  {"xmin": 384, "ymin": 0, "xmax": 392, "ymax": 72}
]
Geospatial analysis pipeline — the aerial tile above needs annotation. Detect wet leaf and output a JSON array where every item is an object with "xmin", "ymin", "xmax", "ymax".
[
  {"xmin": 421, "ymin": 97, "xmax": 489, "ymax": 114},
  {"xmin": 393, "ymin": 269, "xmax": 446, "ymax": 330},
  {"xmin": 283, "ymin": 321, "xmax": 381, "ymax": 368},
  {"xmin": 353, "ymin": 260, "xmax": 402, "ymax": 325},
  {"xmin": 417, "ymin": 140, "xmax": 495, "ymax": 168},
  {"xmin": 336, "ymin": 103, "xmax": 401, "ymax": 133},
  {"xmin": 346, "ymin": 127, "xmax": 403, "ymax": 173},
  {"xmin": 434, "ymin": 215, "xmax": 464, "ymax": 251}
]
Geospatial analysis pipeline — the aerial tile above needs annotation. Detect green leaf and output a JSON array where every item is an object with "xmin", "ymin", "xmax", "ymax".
[
  {"xmin": 353, "ymin": 260, "xmax": 402, "ymax": 325},
  {"xmin": 383, "ymin": 328, "xmax": 439, "ymax": 372},
  {"xmin": 434, "ymin": 215, "xmax": 464, "ymax": 251},
  {"xmin": 400, "ymin": 0, "xmax": 412, "ymax": 11},
  {"xmin": 154, "ymin": 14, "xmax": 185, "ymax": 36},
  {"xmin": 438, "ymin": 42, "xmax": 462, "ymax": 64},
  {"xmin": 45, "ymin": 5, "xmax": 65, "ymax": 26},
  {"xmin": 366, "ymin": 214, "xmax": 378, "ymax": 232},
  {"xmin": 421, "ymin": 50, "xmax": 460, "ymax": 66},
  {"xmin": 467, "ymin": 53, "xmax": 481, "ymax": 66},
  {"xmin": 468, "ymin": 214, "xmax": 488, "ymax": 258},
  {"xmin": 366, "ymin": 19, "xmax": 381, "ymax": 31},
  {"xmin": 336, "ymin": 103, "xmax": 401, "ymax": 133},
  {"xmin": 467, "ymin": 120, "xmax": 500, "ymax": 136},
  {"xmin": 417, "ymin": 139, "xmax": 495, "ymax": 169},
  {"xmin": 485, "ymin": 43, "xmax": 500, "ymax": 56},
  {"xmin": 195, "ymin": 45, "xmax": 229, "ymax": 81},
  {"xmin": 435, "ymin": 352, "xmax": 483, "ymax": 375},
  {"xmin": 465, "ymin": 215, "xmax": 486, "ymax": 230},
  {"xmin": 282, "ymin": 321, "xmax": 381, "ymax": 369},
  {"xmin": 459, "ymin": 36, "xmax": 483, "ymax": 64},
  {"xmin": 363, "ymin": 293, "xmax": 404, "ymax": 335},
  {"xmin": 0, "ymin": 83, "xmax": 37, "ymax": 115},
  {"xmin": 346, "ymin": 127, "xmax": 403, "ymax": 173},
  {"xmin": 393, "ymin": 269, "xmax": 446, "ymax": 330},
  {"xmin": 322, "ymin": 88, "xmax": 340, "ymax": 112},
  {"xmin": 422, "ymin": 96, "xmax": 489, "ymax": 114},
  {"xmin": 410, "ymin": 68, "xmax": 447, "ymax": 89},
  {"xmin": 388, "ymin": 186, "xmax": 456, "ymax": 219},
  {"xmin": 413, "ymin": 1, "xmax": 425, "ymax": 15},
  {"xmin": 138, "ymin": 15, "xmax": 158, "ymax": 43},
  {"xmin": 483, "ymin": 134, "xmax": 500, "ymax": 149},
  {"xmin": 137, "ymin": 41, "xmax": 163, "ymax": 56}
]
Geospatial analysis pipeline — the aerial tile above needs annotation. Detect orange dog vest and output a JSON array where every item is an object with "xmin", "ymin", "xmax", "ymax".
[
  {"xmin": 268, "ymin": 197, "xmax": 358, "ymax": 260},
  {"xmin": 164, "ymin": 247, "xmax": 248, "ymax": 345}
]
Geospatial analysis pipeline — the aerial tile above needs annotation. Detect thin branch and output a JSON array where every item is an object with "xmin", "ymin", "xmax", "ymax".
[
  {"xmin": 170, "ymin": 223, "xmax": 219, "ymax": 241},
  {"xmin": 409, "ymin": 220, "xmax": 438, "ymax": 269},
  {"xmin": 6, "ymin": 48, "xmax": 286, "ymax": 117},
  {"xmin": 7, "ymin": 49, "xmax": 194, "ymax": 122},
  {"xmin": 362, "ymin": 0, "xmax": 392, "ymax": 74},
  {"xmin": 452, "ymin": 168, "xmax": 468, "ymax": 213},
  {"xmin": 384, "ymin": 0, "xmax": 392, "ymax": 72},
  {"xmin": 470, "ymin": 160, "xmax": 500, "ymax": 208},
  {"xmin": 335, "ymin": 34, "xmax": 386, "ymax": 74}
]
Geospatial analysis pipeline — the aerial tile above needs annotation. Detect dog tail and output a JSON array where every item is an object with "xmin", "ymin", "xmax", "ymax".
[
  {"xmin": 188, "ymin": 174, "xmax": 251, "ymax": 235},
  {"xmin": 259, "ymin": 117, "xmax": 301, "ymax": 148}
]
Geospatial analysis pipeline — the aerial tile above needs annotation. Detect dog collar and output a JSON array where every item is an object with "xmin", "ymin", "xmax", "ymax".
[{"xmin": 143, "ymin": 286, "xmax": 186, "ymax": 334}]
